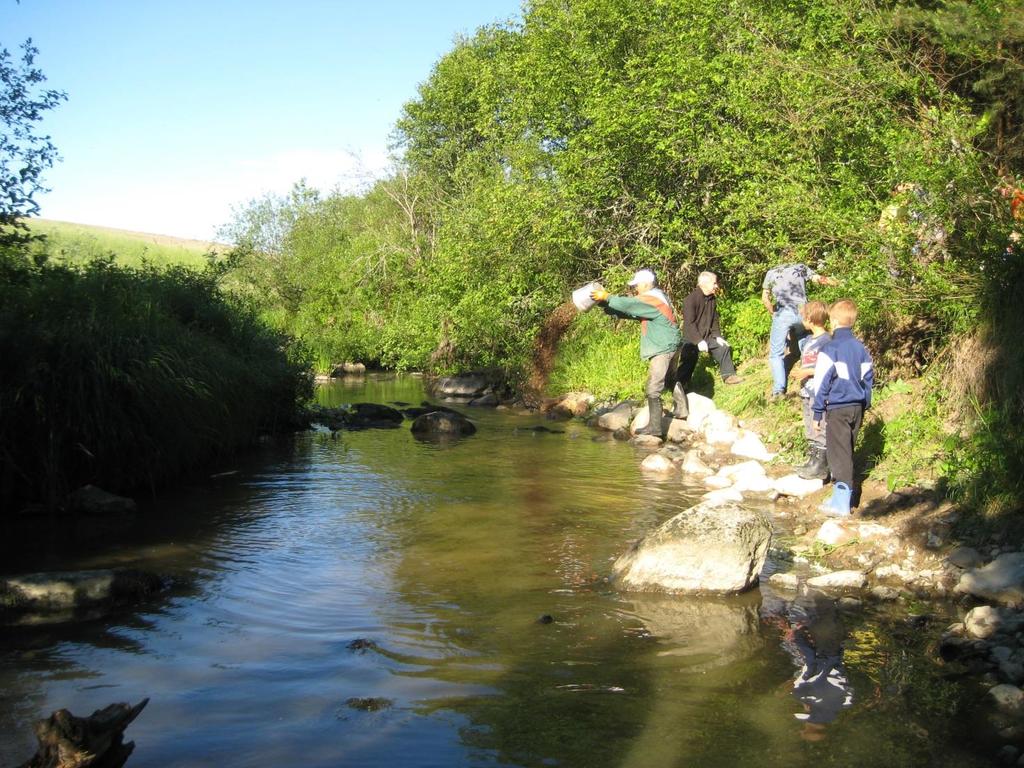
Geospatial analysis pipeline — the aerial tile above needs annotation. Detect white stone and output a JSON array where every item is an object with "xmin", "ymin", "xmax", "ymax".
[
  {"xmin": 612, "ymin": 501, "xmax": 773, "ymax": 594},
  {"xmin": 965, "ymin": 605, "xmax": 1004, "ymax": 639},
  {"xmin": 702, "ymin": 488, "xmax": 745, "ymax": 504},
  {"xmin": 632, "ymin": 434, "xmax": 664, "ymax": 448},
  {"xmin": 702, "ymin": 410, "xmax": 737, "ymax": 434},
  {"xmin": 806, "ymin": 570, "xmax": 868, "ymax": 590},
  {"xmin": 685, "ymin": 393, "xmax": 717, "ymax": 429},
  {"xmin": 703, "ymin": 475, "xmax": 734, "ymax": 490},
  {"xmin": 989, "ymin": 684, "xmax": 1024, "ymax": 714},
  {"xmin": 956, "ymin": 552, "xmax": 1024, "ymax": 606},
  {"xmin": 641, "ymin": 454, "xmax": 676, "ymax": 474},
  {"xmin": 815, "ymin": 520, "xmax": 852, "ymax": 547},
  {"xmin": 597, "ymin": 404, "xmax": 633, "ymax": 432},
  {"xmin": 733, "ymin": 474, "xmax": 776, "ymax": 494},
  {"xmin": 666, "ymin": 418, "xmax": 696, "ymax": 443},
  {"xmin": 679, "ymin": 451, "xmax": 714, "ymax": 477},
  {"xmin": 768, "ymin": 572, "xmax": 800, "ymax": 590},
  {"xmin": 717, "ymin": 460, "xmax": 766, "ymax": 480},
  {"xmin": 874, "ymin": 563, "xmax": 912, "ymax": 583},
  {"xmin": 705, "ymin": 429, "xmax": 739, "ymax": 447},
  {"xmin": 774, "ymin": 474, "xmax": 825, "ymax": 498},
  {"xmin": 730, "ymin": 430, "xmax": 776, "ymax": 461}
]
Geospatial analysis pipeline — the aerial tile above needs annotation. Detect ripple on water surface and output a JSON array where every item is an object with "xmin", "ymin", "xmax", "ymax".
[{"xmin": 0, "ymin": 377, "xmax": 997, "ymax": 768}]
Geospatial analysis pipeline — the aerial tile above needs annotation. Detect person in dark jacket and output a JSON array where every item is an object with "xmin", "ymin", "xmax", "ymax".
[
  {"xmin": 811, "ymin": 299, "xmax": 874, "ymax": 516},
  {"xmin": 678, "ymin": 271, "xmax": 744, "ymax": 390},
  {"xmin": 590, "ymin": 269, "xmax": 687, "ymax": 437}
]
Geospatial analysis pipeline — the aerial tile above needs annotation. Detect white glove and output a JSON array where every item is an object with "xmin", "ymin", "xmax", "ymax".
[
  {"xmin": 697, "ymin": 340, "xmax": 709, "ymax": 353},
  {"xmin": 716, "ymin": 336, "xmax": 728, "ymax": 347}
]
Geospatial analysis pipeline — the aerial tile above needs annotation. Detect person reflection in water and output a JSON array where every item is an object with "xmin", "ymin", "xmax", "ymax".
[{"xmin": 776, "ymin": 590, "xmax": 854, "ymax": 739}]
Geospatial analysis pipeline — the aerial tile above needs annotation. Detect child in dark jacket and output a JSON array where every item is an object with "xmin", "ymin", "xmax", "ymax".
[{"xmin": 811, "ymin": 299, "xmax": 873, "ymax": 516}]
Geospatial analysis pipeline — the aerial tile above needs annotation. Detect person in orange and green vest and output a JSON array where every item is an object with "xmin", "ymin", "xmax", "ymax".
[{"xmin": 590, "ymin": 269, "xmax": 687, "ymax": 437}]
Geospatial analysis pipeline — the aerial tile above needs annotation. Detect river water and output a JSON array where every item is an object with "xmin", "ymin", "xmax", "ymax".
[{"xmin": 0, "ymin": 376, "xmax": 994, "ymax": 767}]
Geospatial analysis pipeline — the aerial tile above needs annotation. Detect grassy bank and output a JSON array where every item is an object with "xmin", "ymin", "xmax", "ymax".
[
  {"xmin": 0, "ymin": 245, "xmax": 311, "ymax": 512},
  {"xmin": 25, "ymin": 219, "xmax": 223, "ymax": 269}
]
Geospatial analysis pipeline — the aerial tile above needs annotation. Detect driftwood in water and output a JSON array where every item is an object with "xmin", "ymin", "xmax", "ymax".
[{"xmin": 18, "ymin": 698, "xmax": 148, "ymax": 768}]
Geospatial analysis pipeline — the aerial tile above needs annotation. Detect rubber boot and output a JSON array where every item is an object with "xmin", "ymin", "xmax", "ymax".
[
  {"xmin": 671, "ymin": 383, "xmax": 689, "ymax": 419},
  {"xmin": 818, "ymin": 482, "xmax": 852, "ymax": 517},
  {"xmin": 798, "ymin": 445, "xmax": 830, "ymax": 481},
  {"xmin": 635, "ymin": 397, "xmax": 664, "ymax": 437}
]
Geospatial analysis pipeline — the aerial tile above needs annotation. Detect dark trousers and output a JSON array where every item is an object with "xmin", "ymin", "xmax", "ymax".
[
  {"xmin": 678, "ymin": 340, "xmax": 737, "ymax": 387},
  {"xmin": 825, "ymin": 404, "xmax": 864, "ymax": 487}
]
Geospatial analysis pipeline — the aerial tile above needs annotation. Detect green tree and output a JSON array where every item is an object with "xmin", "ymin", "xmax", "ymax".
[{"xmin": 0, "ymin": 38, "xmax": 66, "ymax": 244}]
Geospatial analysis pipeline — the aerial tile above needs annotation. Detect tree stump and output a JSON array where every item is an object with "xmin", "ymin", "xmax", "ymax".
[{"xmin": 18, "ymin": 698, "xmax": 148, "ymax": 768}]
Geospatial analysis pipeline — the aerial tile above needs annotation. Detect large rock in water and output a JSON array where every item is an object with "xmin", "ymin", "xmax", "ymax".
[
  {"xmin": 431, "ymin": 373, "xmax": 489, "ymax": 398},
  {"xmin": 611, "ymin": 501, "xmax": 772, "ymax": 594},
  {"xmin": 0, "ymin": 569, "xmax": 164, "ymax": 615},
  {"xmin": 68, "ymin": 485, "xmax": 137, "ymax": 515},
  {"xmin": 410, "ymin": 411, "xmax": 477, "ymax": 436}
]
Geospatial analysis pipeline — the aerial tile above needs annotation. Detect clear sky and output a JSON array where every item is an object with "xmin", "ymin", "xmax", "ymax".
[{"xmin": 5, "ymin": 1, "xmax": 524, "ymax": 240}]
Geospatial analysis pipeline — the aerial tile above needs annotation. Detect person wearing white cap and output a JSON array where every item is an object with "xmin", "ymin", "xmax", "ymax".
[
  {"xmin": 590, "ymin": 268, "xmax": 687, "ymax": 437},
  {"xmin": 678, "ymin": 271, "xmax": 744, "ymax": 388}
]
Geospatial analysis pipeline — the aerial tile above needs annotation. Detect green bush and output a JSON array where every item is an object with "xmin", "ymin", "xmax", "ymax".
[
  {"xmin": 942, "ymin": 402, "xmax": 1024, "ymax": 515},
  {"xmin": 0, "ymin": 251, "xmax": 311, "ymax": 511}
]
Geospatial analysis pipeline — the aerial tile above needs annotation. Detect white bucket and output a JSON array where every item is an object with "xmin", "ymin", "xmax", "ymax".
[{"xmin": 572, "ymin": 282, "xmax": 603, "ymax": 312}]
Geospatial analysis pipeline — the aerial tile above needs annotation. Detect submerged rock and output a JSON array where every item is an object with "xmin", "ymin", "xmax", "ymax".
[
  {"xmin": 410, "ymin": 411, "xmax": 477, "ymax": 436},
  {"xmin": 768, "ymin": 572, "xmax": 800, "ymax": 590},
  {"xmin": 345, "ymin": 697, "xmax": 393, "ymax": 712},
  {"xmin": 542, "ymin": 392, "xmax": 594, "ymax": 418},
  {"xmin": 344, "ymin": 403, "xmax": 405, "ymax": 429},
  {"xmin": 611, "ymin": 500, "xmax": 772, "ymax": 594},
  {"xmin": 640, "ymin": 454, "xmax": 676, "ymax": 474},
  {"xmin": 68, "ymin": 485, "xmax": 137, "ymax": 515},
  {"xmin": 806, "ymin": 570, "xmax": 868, "ymax": 591},
  {"xmin": 0, "ymin": 569, "xmax": 165, "ymax": 616}
]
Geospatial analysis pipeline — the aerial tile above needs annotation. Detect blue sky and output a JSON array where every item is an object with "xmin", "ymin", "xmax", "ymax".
[{"xmin": 6, "ymin": 1, "xmax": 524, "ymax": 240}]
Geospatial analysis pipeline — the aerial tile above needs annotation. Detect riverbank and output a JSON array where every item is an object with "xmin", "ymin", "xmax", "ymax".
[
  {"xmin": 540, "ymin": 369, "xmax": 1024, "ymax": 765},
  {"xmin": 0, "ymin": 255, "xmax": 312, "ymax": 513}
]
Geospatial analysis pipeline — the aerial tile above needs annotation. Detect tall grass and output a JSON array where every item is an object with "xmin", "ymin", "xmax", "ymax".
[
  {"xmin": 0, "ymin": 248, "xmax": 311, "ymax": 512},
  {"xmin": 545, "ymin": 310, "xmax": 650, "ymax": 402}
]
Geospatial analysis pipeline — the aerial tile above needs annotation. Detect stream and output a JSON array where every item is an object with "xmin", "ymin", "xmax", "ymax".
[{"xmin": 0, "ymin": 375, "xmax": 993, "ymax": 767}]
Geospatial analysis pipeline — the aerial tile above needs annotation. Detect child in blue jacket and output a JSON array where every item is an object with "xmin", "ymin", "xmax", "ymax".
[{"xmin": 811, "ymin": 299, "xmax": 873, "ymax": 516}]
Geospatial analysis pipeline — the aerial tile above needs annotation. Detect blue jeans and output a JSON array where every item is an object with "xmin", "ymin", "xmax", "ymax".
[{"xmin": 769, "ymin": 307, "xmax": 805, "ymax": 394}]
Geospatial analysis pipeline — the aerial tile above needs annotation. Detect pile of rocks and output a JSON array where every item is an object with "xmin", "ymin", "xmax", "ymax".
[{"xmin": 588, "ymin": 392, "xmax": 824, "ymax": 505}]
